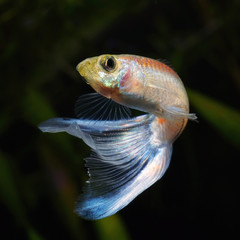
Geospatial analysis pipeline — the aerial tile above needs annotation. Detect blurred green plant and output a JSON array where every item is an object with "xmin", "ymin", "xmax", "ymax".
[
  {"xmin": 188, "ymin": 89, "xmax": 240, "ymax": 149},
  {"xmin": 95, "ymin": 215, "xmax": 131, "ymax": 240}
]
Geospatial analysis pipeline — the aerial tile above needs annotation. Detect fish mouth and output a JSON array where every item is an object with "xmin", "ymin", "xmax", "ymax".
[{"xmin": 76, "ymin": 59, "xmax": 91, "ymax": 78}]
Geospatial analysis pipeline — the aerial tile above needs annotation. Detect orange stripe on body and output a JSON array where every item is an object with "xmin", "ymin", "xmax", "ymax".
[
  {"xmin": 121, "ymin": 55, "xmax": 179, "ymax": 80},
  {"xmin": 157, "ymin": 117, "xmax": 166, "ymax": 124}
]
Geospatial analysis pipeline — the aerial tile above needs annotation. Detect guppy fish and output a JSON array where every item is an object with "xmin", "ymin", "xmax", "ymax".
[{"xmin": 39, "ymin": 54, "xmax": 197, "ymax": 220}]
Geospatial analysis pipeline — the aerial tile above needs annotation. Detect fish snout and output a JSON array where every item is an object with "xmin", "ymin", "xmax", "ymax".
[{"xmin": 76, "ymin": 59, "xmax": 92, "ymax": 78}]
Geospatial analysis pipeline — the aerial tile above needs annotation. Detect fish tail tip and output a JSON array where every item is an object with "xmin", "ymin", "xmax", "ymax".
[{"xmin": 75, "ymin": 197, "xmax": 110, "ymax": 220}]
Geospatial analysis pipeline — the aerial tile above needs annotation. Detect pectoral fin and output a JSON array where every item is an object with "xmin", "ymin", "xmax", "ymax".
[{"xmin": 74, "ymin": 93, "xmax": 131, "ymax": 121}]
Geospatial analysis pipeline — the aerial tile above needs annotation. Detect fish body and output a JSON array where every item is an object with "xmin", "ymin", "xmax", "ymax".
[
  {"xmin": 78, "ymin": 55, "xmax": 190, "ymax": 117},
  {"xmin": 39, "ymin": 54, "xmax": 196, "ymax": 220},
  {"xmin": 77, "ymin": 55, "xmax": 196, "ymax": 143}
]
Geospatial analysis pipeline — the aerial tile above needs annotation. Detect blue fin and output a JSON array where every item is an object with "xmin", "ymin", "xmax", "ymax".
[
  {"xmin": 74, "ymin": 93, "xmax": 131, "ymax": 121},
  {"xmin": 39, "ymin": 115, "xmax": 172, "ymax": 220}
]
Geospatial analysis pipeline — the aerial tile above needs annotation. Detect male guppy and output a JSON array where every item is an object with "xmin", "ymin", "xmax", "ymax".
[{"xmin": 39, "ymin": 54, "xmax": 196, "ymax": 220}]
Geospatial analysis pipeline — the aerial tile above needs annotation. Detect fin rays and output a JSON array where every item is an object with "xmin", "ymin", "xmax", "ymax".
[
  {"xmin": 74, "ymin": 93, "xmax": 131, "ymax": 121},
  {"xmin": 38, "ymin": 114, "xmax": 172, "ymax": 220},
  {"xmin": 73, "ymin": 116, "xmax": 172, "ymax": 219}
]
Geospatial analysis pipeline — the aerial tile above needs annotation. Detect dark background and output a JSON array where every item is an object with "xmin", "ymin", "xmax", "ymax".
[{"xmin": 0, "ymin": 0, "xmax": 239, "ymax": 239}]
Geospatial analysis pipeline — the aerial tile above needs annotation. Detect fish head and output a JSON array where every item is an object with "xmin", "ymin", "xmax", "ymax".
[{"xmin": 76, "ymin": 54, "xmax": 129, "ymax": 99}]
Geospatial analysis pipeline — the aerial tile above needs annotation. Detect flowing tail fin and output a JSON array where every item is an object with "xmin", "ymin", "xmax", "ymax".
[{"xmin": 39, "ymin": 114, "xmax": 172, "ymax": 220}]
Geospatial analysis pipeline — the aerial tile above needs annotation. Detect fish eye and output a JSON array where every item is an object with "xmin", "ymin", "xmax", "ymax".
[{"xmin": 101, "ymin": 56, "xmax": 117, "ymax": 72}]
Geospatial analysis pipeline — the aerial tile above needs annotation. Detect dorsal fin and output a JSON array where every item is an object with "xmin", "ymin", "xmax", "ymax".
[{"xmin": 74, "ymin": 93, "xmax": 131, "ymax": 121}]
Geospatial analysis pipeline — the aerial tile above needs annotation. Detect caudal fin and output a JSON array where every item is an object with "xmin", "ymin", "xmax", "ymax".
[{"xmin": 39, "ymin": 114, "xmax": 172, "ymax": 220}]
